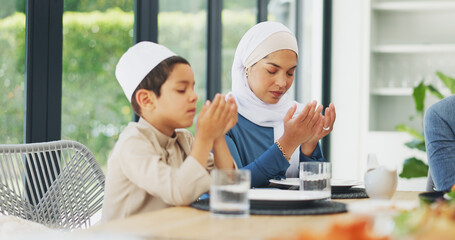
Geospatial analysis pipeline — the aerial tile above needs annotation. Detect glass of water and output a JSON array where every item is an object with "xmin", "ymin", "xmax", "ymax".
[
  {"xmin": 210, "ymin": 169, "xmax": 250, "ymax": 218},
  {"xmin": 299, "ymin": 162, "xmax": 331, "ymax": 200}
]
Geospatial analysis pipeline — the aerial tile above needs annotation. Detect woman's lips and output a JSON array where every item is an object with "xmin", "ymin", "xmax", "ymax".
[
  {"xmin": 271, "ymin": 91, "xmax": 283, "ymax": 97},
  {"xmin": 188, "ymin": 108, "xmax": 196, "ymax": 114}
]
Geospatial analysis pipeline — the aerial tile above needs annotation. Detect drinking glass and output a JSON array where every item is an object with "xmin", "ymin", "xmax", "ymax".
[
  {"xmin": 299, "ymin": 162, "xmax": 331, "ymax": 199},
  {"xmin": 210, "ymin": 169, "xmax": 250, "ymax": 218}
]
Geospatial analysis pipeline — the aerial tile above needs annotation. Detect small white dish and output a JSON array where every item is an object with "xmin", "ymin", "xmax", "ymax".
[{"xmin": 269, "ymin": 178, "xmax": 362, "ymax": 188}]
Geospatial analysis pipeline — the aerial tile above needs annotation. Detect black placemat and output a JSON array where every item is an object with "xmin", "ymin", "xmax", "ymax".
[
  {"xmin": 418, "ymin": 191, "xmax": 446, "ymax": 204},
  {"xmin": 332, "ymin": 188, "xmax": 369, "ymax": 199},
  {"xmin": 269, "ymin": 183, "xmax": 369, "ymax": 200},
  {"xmin": 190, "ymin": 198, "xmax": 347, "ymax": 215}
]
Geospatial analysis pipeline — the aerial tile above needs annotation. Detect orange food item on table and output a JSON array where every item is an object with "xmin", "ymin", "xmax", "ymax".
[{"xmin": 295, "ymin": 219, "xmax": 389, "ymax": 240}]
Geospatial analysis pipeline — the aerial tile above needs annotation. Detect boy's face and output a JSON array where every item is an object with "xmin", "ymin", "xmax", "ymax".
[{"xmin": 151, "ymin": 63, "xmax": 198, "ymax": 134}]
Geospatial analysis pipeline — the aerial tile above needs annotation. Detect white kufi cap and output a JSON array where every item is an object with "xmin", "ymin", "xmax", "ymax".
[{"xmin": 115, "ymin": 41, "xmax": 176, "ymax": 102}]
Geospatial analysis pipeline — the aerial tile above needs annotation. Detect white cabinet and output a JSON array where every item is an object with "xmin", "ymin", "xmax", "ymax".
[
  {"xmin": 369, "ymin": 0, "xmax": 455, "ymax": 132},
  {"xmin": 330, "ymin": 0, "xmax": 455, "ymax": 190}
]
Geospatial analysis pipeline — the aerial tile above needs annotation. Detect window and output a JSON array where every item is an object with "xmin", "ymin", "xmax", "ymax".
[
  {"xmin": 159, "ymin": 0, "xmax": 207, "ymax": 133},
  {"xmin": 0, "ymin": 0, "xmax": 25, "ymax": 144},
  {"xmin": 61, "ymin": 1, "xmax": 134, "ymax": 168},
  {"xmin": 221, "ymin": 0, "xmax": 256, "ymax": 94}
]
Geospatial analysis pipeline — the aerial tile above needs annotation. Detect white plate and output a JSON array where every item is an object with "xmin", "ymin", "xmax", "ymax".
[
  {"xmin": 332, "ymin": 179, "xmax": 363, "ymax": 187},
  {"xmin": 269, "ymin": 178, "xmax": 363, "ymax": 188},
  {"xmin": 269, "ymin": 178, "xmax": 299, "ymax": 186},
  {"xmin": 249, "ymin": 189, "xmax": 330, "ymax": 201}
]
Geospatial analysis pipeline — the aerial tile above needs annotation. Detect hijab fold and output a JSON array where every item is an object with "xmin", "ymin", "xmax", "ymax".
[{"xmin": 230, "ymin": 22, "xmax": 303, "ymax": 178}]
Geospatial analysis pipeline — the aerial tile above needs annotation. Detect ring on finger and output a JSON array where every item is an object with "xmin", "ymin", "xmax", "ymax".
[{"xmin": 323, "ymin": 126, "xmax": 330, "ymax": 131}]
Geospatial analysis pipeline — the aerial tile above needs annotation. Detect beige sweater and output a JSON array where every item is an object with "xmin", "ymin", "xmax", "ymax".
[{"xmin": 101, "ymin": 118, "xmax": 214, "ymax": 222}]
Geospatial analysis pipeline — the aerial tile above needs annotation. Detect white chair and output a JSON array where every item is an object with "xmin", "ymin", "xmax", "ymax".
[{"xmin": 0, "ymin": 140, "xmax": 105, "ymax": 229}]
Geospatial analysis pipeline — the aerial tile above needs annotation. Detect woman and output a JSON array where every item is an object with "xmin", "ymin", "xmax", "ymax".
[{"xmin": 226, "ymin": 21, "xmax": 336, "ymax": 187}]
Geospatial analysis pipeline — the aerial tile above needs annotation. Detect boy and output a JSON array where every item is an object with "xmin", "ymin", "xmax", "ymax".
[{"xmin": 102, "ymin": 42, "xmax": 237, "ymax": 221}]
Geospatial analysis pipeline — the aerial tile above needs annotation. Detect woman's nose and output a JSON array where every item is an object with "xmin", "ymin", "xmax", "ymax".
[{"xmin": 276, "ymin": 75, "xmax": 287, "ymax": 88}]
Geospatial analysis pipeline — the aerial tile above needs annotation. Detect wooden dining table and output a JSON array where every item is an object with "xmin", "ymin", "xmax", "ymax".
[{"xmin": 89, "ymin": 191, "xmax": 420, "ymax": 240}]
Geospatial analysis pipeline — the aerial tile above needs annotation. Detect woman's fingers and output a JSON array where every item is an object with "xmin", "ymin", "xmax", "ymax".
[
  {"xmin": 308, "ymin": 104, "xmax": 323, "ymax": 128},
  {"xmin": 322, "ymin": 107, "xmax": 331, "ymax": 131},
  {"xmin": 302, "ymin": 101, "xmax": 319, "ymax": 126},
  {"xmin": 295, "ymin": 101, "xmax": 314, "ymax": 123},
  {"xmin": 330, "ymin": 103, "xmax": 336, "ymax": 128},
  {"xmin": 283, "ymin": 103, "xmax": 297, "ymax": 123}
]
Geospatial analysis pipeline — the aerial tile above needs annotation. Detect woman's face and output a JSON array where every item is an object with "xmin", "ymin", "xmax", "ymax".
[{"xmin": 246, "ymin": 49, "xmax": 297, "ymax": 104}]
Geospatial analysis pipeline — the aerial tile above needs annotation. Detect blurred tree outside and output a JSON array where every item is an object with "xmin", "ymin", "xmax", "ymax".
[
  {"xmin": 0, "ymin": 5, "xmax": 255, "ymax": 168},
  {"xmin": 0, "ymin": 11, "xmax": 25, "ymax": 144}
]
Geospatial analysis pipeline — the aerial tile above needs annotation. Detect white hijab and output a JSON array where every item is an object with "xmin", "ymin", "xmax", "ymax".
[{"xmin": 230, "ymin": 21, "xmax": 303, "ymax": 177}]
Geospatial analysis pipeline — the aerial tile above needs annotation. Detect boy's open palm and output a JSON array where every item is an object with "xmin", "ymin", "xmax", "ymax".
[
  {"xmin": 197, "ymin": 94, "xmax": 234, "ymax": 141},
  {"xmin": 222, "ymin": 95, "xmax": 238, "ymax": 134}
]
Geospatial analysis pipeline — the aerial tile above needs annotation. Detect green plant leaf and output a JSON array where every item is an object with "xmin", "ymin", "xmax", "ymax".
[
  {"xmin": 395, "ymin": 124, "xmax": 425, "ymax": 141},
  {"xmin": 437, "ymin": 71, "xmax": 455, "ymax": 94},
  {"xmin": 399, "ymin": 157, "xmax": 429, "ymax": 179},
  {"xmin": 404, "ymin": 139, "xmax": 426, "ymax": 152},
  {"xmin": 426, "ymin": 84, "xmax": 444, "ymax": 99},
  {"xmin": 412, "ymin": 81, "xmax": 426, "ymax": 113}
]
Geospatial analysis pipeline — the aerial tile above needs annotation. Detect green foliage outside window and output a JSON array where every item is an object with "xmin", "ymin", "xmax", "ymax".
[{"xmin": 0, "ymin": 8, "xmax": 255, "ymax": 168}]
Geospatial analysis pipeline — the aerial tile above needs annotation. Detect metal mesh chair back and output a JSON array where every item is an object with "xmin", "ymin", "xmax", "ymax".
[{"xmin": 0, "ymin": 140, "xmax": 105, "ymax": 229}]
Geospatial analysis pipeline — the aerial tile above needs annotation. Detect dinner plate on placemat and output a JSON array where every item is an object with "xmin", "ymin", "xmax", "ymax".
[
  {"xmin": 332, "ymin": 179, "xmax": 363, "ymax": 192},
  {"xmin": 269, "ymin": 178, "xmax": 362, "ymax": 191},
  {"xmin": 190, "ymin": 198, "xmax": 347, "ymax": 215},
  {"xmin": 248, "ymin": 189, "xmax": 330, "ymax": 209}
]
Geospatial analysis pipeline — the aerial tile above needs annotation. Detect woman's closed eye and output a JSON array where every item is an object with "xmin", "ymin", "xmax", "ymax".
[
  {"xmin": 266, "ymin": 69, "xmax": 277, "ymax": 75},
  {"xmin": 176, "ymin": 89, "xmax": 186, "ymax": 93}
]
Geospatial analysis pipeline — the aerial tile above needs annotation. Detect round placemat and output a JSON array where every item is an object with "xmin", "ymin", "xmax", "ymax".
[
  {"xmin": 332, "ymin": 188, "xmax": 369, "ymax": 199},
  {"xmin": 190, "ymin": 199, "xmax": 347, "ymax": 215}
]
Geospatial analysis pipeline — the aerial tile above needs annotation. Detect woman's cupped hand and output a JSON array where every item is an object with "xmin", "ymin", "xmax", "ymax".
[{"xmin": 279, "ymin": 101, "xmax": 336, "ymax": 155}]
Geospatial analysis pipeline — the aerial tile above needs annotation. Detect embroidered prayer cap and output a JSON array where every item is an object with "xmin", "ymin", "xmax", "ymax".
[{"xmin": 115, "ymin": 41, "xmax": 176, "ymax": 102}]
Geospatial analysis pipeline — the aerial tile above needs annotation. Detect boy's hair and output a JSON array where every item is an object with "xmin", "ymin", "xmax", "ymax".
[{"xmin": 131, "ymin": 56, "xmax": 190, "ymax": 116}]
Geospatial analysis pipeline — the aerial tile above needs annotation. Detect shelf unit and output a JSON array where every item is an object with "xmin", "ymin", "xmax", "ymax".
[
  {"xmin": 369, "ymin": 0, "xmax": 455, "ymax": 132},
  {"xmin": 372, "ymin": 44, "xmax": 455, "ymax": 53},
  {"xmin": 372, "ymin": 1, "xmax": 455, "ymax": 11}
]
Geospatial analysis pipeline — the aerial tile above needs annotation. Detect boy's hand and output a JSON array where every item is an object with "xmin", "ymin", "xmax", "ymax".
[
  {"xmin": 196, "ymin": 94, "xmax": 233, "ymax": 141},
  {"xmin": 222, "ymin": 94, "xmax": 238, "ymax": 135}
]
